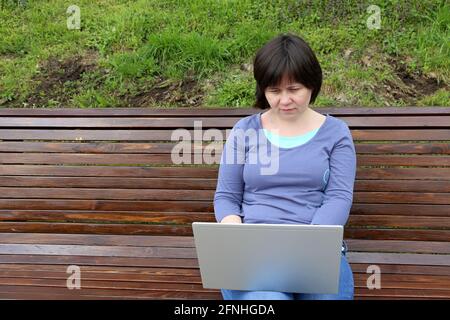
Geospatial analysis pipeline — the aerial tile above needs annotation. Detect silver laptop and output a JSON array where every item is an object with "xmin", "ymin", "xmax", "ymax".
[{"xmin": 192, "ymin": 222, "xmax": 343, "ymax": 294}]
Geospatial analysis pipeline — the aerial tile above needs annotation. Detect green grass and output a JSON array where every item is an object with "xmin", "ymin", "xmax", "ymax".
[{"xmin": 0, "ymin": 0, "xmax": 448, "ymax": 108}]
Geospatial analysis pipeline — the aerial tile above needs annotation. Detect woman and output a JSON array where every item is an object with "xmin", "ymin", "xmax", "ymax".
[{"xmin": 213, "ymin": 33, "xmax": 357, "ymax": 300}]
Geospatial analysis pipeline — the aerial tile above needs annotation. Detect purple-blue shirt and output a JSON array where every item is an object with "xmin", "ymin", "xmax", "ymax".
[{"xmin": 214, "ymin": 111, "xmax": 357, "ymax": 226}]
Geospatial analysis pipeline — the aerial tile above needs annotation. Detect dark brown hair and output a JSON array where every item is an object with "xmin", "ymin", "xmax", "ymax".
[{"xmin": 253, "ymin": 33, "xmax": 322, "ymax": 109}]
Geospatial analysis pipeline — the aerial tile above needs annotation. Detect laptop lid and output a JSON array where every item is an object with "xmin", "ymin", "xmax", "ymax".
[{"xmin": 192, "ymin": 222, "xmax": 343, "ymax": 294}]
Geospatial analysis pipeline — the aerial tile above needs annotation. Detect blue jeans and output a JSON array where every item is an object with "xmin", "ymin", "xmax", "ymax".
[{"xmin": 221, "ymin": 243, "xmax": 354, "ymax": 300}]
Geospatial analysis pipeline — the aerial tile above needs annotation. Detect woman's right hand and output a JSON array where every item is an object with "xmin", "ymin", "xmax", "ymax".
[{"xmin": 220, "ymin": 215, "xmax": 242, "ymax": 224}]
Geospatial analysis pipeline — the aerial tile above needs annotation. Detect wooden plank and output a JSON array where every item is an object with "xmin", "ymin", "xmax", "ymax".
[
  {"xmin": 347, "ymin": 252, "xmax": 450, "ymax": 266},
  {"xmin": 2, "ymin": 165, "xmax": 449, "ymax": 181},
  {"xmin": 0, "ymin": 107, "xmax": 260, "ymax": 117},
  {"xmin": 0, "ymin": 142, "xmax": 209, "ymax": 154},
  {"xmin": 2, "ymin": 141, "xmax": 449, "ymax": 155},
  {"xmin": 1, "ymin": 107, "xmax": 449, "ymax": 116},
  {"xmin": 350, "ymin": 203, "xmax": 450, "ymax": 217},
  {"xmin": 0, "ymin": 210, "xmax": 215, "ymax": 224},
  {"xmin": 1, "ymin": 177, "xmax": 448, "ymax": 193},
  {"xmin": 0, "ymin": 277, "xmax": 213, "ymax": 291},
  {"xmin": 351, "ymin": 130, "xmax": 450, "ymax": 141},
  {"xmin": 354, "ymin": 180, "xmax": 450, "ymax": 193},
  {"xmin": 1, "ymin": 188, "xmax": 450, "ymax": 205},
  {"xmin": 0, "ymin": 199, "xmax": 214, "ymax": 212},
  {"xmin": 0, "ymin": 222, "xmax": 194, "ymax": 236},
  {"xmin": 356, "ymin": 168, "xmax": 450, "ymax": 180},
  {"xmin": 0, "ymin": 270, "xmax": 202, "ymax": 283},
  {"xmin": 354, "ymin": 274, "xmax": 450, "ymax": 290},
  {"xmin": 357, "ymin": 155, "xmax": 450, "ymax": 166},
  {"xmin": 350, "ymin": 264, "xmax": 450, "ymax": 276},
  {"xmin": 0, "ymin": 244, "xmax": 198, "ymax": 258},
  {"xmin": 353, "ymin": 192, "xmax": 450, "ymax": 205},
  {"xmin": 345, "ymin": 229, "xmax": 450, "ymax": 242},
  {"xmin": 0, "ymin": 264, "xmax": 200, "ymax": 276},
  {"xmin": 0, "ymin": 273, "xmax": 448, "ymax": 293},
  {"xmin": 0, "ymin": 254, "xmax": 200, "ymax": 268},
  {"xmin": 347, "ymin": 215, "xmax": 450, "ymax": 229},
  {"xmin": 0, "ymin": 117, "xmax": 241, "ymax": 128},
  {"xmin": 0, "ymin": 202, "xmax": 448, "ymax": 218},
  {"xmin": 1, "ymin": 153, "xmax": 178, "ymax": 165},
  {"xmin": 0, "ymin": 285, "xmax": 221, "ymax": 299},
  {"xmin": 4, "ymin": 263, "xmax": 445, "ymax": 277},
  {"xmin": 0, "ymin": 176, "xmax": 217, "ymax": 190},
  {"xmin": 0, "ymin": 222, "xmax": 449, "ymax": 240},
  {"xmin": 1, "ymin": 129, "xmax": 450, "ymax": 141},
  {"xmin": 354, "ymin": 288, "xmax": 450, "ymax": 299},
  {"xmin": 1, "ymin": 116, "xmax": 449, "ymax": 128},
  {"xmin": 3, "ymin": 153, "xmax": 450, "ymax": 166},
  {"xmin": 0, "ymin": 187, "xmax": 215, "ymax": 201},
  {"xmin": 355, "ymin": 143, "xmax": 450, "ymax": 155},
  {"xmin": 0, "ymin": 129, "xmax": 227, "ymax": 141},
  {"xmin": 0, "ymin": 233, "xmax": 196, "ymax": 247},
  {"xmin": 1, "ymin": 210, "xmax": 447, "ymax": 228},
  {"xmin": 346, "ymin": 240, "xmax": 450, "ymax": 254},
  {"xmin": 0, "ymin": 165, "xmax": 219, "ymax": 178}
]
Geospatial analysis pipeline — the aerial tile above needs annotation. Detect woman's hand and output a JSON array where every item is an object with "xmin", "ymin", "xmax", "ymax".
[{"xmin": 220, "ymin": 215, "xmax": 242, "ymax": 224}]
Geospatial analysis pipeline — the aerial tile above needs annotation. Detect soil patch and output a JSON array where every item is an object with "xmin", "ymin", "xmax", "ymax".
[
  {"xmin": 383, "ymin": 57, "xmax": 447, "ymax": 104},
  {"xmin": 126, "ymin": 74, "xmax": 204, "ymax": 107},
  {"xmin": 24, "ymin": 52, "xmax": 98, "ymax": 107}
]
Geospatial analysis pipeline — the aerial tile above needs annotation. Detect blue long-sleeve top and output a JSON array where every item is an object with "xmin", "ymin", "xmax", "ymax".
[{"xmin": 214, "ymin": 111, "xmax": 357, "ymax": 226}]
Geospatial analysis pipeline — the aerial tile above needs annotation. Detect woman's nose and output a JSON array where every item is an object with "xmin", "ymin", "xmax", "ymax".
[{"xmin": 279, "ymin": 91, "xmax": 292, "ymax": 105}]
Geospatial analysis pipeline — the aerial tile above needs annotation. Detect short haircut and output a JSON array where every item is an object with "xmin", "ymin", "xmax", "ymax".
[{"xmin": 253, "ymin": 33, "xmax": 322, "ymax": 109}]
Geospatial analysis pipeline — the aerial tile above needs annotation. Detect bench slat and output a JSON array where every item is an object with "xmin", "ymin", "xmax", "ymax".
[
  {"xmin": 0, "ymin": 254, "xmax": 200, "ymax": 268},
  {"xmin": 0, "ymin": 233, "xmax": 195, "ymax": 247},
  {"xmin": 345, "ymin": 229, "xmax": 450, "ymax": 242},
  {"xmin": 0, "ymin": 285, "xmax": 221, "ymax": 299},
  {"xmin": 2, "ymin": 129, "xmax": 450, "ymax": 141},
  {"xmin": 1, "ymin": 115, "xmax": 449, "ymax": 128},
  {"xmin": 2, "ymin": 177, "xmax": 449, "ymax": 193},
  {"xmin": 0, "ymin": 244, "xmax": 198, "ymax": 258},
  {"xmin": 0, "ymin": 176, "xmax": 217, "ymax": 190},
  {"xmin": 0, "ymin": 211, "xmax": 448, "ymax": 229},
  {"xmin": 0, "ymin": 211, "xmax": 215, "ymax": 224},
  {"xmin": 347, "ymin": 240, "xmax": 450, "ymax": 254},
  {"xmin": 0, "ymin": 165, "xmax": 219, "ymax": 178},
  {"xmin": 2, "ymin": 165, "xmax": 449, "ymax": 180},
  {"xmin": 347, "ymin": 252, "xmax": 450, "ymax": 266},
  {"xmin": 1, "ymin": 141, "xmax": 449, "ymax": 155},
  {"xmin": 1, "ymin": 262, "xmax": 448, "ymax": 277},
  {"xmin": 0, "ymin": 222, "xmax": 448, "ymax": 241},
  {"xmin": 1, "ymin": 106, "xmax": 449, "ymax": 116},
  {"xmin": 3, "ymin": 153, "xmax": 450, "ymax": 166},
  {"xmin": 0, "ymin": 199, "xmax": 214, "ymax": 212},
  {"xmin": 2, "ymin": 189, "xmax": 449, "ymax": 205}
]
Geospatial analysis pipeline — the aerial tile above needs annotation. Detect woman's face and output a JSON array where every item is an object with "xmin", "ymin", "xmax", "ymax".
[{"xmin": 264, "ymin": 76, "xmax": 312, "ymax": 118}]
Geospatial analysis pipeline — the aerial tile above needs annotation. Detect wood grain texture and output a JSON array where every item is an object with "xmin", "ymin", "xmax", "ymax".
[{"xmin": 0, "ymin": 107, "xmax": 448, "ymax": 299}]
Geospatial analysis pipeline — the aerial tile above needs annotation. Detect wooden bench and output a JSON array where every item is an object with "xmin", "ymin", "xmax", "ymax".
[{"xmin": 0, "ymin": 107, "xmax": 448, "ymax": 300}]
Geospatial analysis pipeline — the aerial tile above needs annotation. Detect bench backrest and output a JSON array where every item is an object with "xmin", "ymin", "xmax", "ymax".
[{"xmin": 0, "ymin": 107, "xmax": 449, "ymax": 244}]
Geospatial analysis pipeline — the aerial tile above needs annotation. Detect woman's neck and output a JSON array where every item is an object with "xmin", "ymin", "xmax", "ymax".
[{"xmin": 265, "ymin": 108, "xmax": 316, "ymax": 132}]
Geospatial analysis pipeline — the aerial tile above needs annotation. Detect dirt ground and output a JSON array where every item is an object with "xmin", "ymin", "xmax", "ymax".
[{"xmin": 4, "ymin": 53, "xmax": 448, "ymax": 108}]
